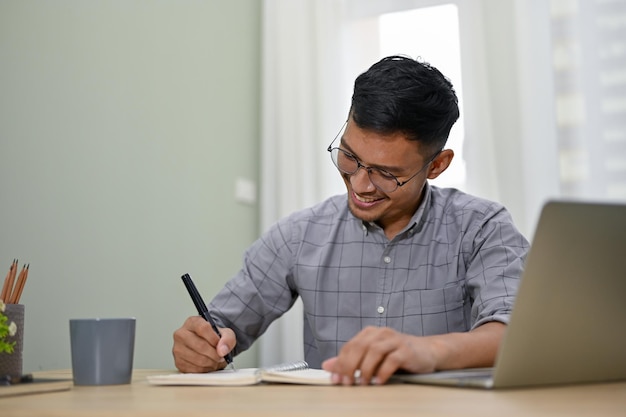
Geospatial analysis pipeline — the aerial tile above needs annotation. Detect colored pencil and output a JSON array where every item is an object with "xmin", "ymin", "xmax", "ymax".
[
  {"xmin": 1, "ymin": 260, "xmax": 17, "ymax": 303},
  {"xmin": 10, "ymin": 264, "xmax": 29, "ymax": 304}
]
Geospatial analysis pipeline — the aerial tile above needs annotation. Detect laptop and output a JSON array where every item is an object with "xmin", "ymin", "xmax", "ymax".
[{"xmin": 394, "ymin": 200, "xmax": 626, "ymax": 389}]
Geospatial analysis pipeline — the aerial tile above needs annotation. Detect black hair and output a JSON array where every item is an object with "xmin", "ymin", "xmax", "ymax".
[{"xmin": 350, "ymin": 55, "xmax": 460, "ymax": 153}]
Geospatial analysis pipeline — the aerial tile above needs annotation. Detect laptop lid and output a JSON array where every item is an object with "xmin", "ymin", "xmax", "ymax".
[
  {"xmin": 491, "ymin": 200, "xmax": 626, "ymax": 388},
  {"xmin": 394, "ymin": 200, "xmax": 626, "ymax": 389}
]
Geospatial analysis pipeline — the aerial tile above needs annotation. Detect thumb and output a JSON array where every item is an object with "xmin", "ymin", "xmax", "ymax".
[{"xmin": 217, "ymin": 327, "xmax": 236, "ymax": 357}]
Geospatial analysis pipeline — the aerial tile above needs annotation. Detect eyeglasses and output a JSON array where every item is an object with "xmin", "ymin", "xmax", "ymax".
[{"xmin": 327, "ymin": 122, "xmax": 442, "ymax": 193}]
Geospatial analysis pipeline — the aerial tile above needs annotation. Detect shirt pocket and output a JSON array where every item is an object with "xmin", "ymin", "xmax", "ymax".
[{"xmin": 399, "ymin": 284, "xmax": 468, "ymax": 334}]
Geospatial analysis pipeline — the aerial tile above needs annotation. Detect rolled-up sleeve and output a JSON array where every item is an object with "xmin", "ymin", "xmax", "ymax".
[{"xmin": 464, "ymin": 205, "xmax": 529, "ymax": 329}]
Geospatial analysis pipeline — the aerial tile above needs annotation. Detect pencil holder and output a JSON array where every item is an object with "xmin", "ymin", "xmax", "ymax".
[{"xmin": 0, "ymin": 303, "xmax": 25, "ymax": 378}]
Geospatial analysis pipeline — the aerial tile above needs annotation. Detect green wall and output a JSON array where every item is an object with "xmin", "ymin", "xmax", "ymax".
[{"xmin": 0, "ymin": 1, "xmax": 261, "ymax": 370}]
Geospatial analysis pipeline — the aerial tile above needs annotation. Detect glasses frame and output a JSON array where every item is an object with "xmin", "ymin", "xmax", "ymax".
[{"xmin": 327, "ymin": 121, "xmax": 443, "ymax": 193}]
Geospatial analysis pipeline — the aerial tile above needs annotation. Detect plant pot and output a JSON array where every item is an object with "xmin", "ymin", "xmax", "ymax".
[{"xmin": 0, "ymin": 303, "xmax": 24, "ymax": 377}]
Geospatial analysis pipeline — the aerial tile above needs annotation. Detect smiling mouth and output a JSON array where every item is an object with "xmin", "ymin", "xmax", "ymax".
[{"xmin": 352, "ymin": 192, "xmax": 384, "ymax": 207}]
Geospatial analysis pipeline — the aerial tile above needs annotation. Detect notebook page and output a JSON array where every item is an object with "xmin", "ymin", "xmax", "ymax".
[
  {"xmin": 147, "ymin": 368, "xmax": 261, "ymax": 386},
  {"xmin": 260, "ymin": 368, "xmax": 333, "ymax": 385}
]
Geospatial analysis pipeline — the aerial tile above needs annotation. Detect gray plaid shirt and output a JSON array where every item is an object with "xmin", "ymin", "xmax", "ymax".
[{"xmin": 210, "ymin": 184, "xmax": 529, "ymax": 368}]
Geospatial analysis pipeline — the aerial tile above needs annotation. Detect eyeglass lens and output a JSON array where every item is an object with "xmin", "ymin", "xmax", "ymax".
[{"xmin": 331, "ymin": 148, "xmax": 399, "ymax": 192}]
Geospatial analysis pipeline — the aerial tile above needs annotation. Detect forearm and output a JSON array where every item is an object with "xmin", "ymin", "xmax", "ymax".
[{"xmin": 426, "ymin": 321, "xmax": 506, "ymax": 371}]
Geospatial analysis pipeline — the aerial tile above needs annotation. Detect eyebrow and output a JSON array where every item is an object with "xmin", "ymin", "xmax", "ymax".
[{"xmin": 339, "ymin": 138, "xmax": 408, "ymax": 175}]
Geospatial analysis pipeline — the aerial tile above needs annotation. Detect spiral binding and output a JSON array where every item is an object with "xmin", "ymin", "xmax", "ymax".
[{"xmin": 264, "ymin": 360, "xmax": 309, "ymax": 373}]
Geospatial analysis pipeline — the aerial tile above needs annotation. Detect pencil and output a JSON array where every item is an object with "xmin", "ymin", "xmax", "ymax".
[
  {"xmin": 7, "ymin": 263, "xmax": 24, "ymax": 304},
  {"xmin": 10, "ymin": 264, "xmax": 29, "ymax": 304},
  {"xmin": 1, "ymin": 260, "xmax": 16, "ymax": 303}
]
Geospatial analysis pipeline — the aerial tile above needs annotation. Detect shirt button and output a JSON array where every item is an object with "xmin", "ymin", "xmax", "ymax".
[
  {"xmin": 383, "ymin": 256, "xmax": 391, "ymax": 264},
  {"xmin": 377, "ymin": 306, "xmax": 385, "ymax": 314}
]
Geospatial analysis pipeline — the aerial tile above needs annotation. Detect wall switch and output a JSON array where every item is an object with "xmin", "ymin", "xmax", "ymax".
[{"xmin": 235, "ymin": 177, "xmax": 257, "ymax": 205}]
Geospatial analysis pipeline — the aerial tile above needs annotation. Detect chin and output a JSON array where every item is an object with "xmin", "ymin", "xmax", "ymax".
[{"xmin": 346, "ymin": 197, "xmax": 380, "ymax": 224}]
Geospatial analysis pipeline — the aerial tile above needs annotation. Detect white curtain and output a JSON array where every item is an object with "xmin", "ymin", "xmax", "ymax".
[
  {"xmin": 258, "ymin": 0, "xmax": 348, "ymax": 367},
  {"xmin": 465, "ymin": 0, "xmax": 562, "ymax": 237}
]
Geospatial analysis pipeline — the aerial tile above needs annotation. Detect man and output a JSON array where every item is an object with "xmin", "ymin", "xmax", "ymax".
[{"xmin": 173, "ymin": 55, "xmax": 529, "ymax": 385}]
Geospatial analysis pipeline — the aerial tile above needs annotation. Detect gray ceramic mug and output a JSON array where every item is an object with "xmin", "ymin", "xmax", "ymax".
[{"xmin": 69, "ymin": 318, "xmax": 136, "ymax": 385}]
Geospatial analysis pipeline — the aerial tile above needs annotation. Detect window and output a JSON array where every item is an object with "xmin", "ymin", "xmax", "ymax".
[{"xmin": 550, "ymin": 0, "xmax": 626, "ymax": 200}]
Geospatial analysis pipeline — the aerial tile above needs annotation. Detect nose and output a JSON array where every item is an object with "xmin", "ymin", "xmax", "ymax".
[{"xmin": 349, "ymin": 166, "xmax": 376, "ymax": 193}]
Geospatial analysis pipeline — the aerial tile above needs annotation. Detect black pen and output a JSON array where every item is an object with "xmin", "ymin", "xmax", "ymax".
[{"xmin": 181, "ymin": 273, "xmax": 235, "ymax": 370}]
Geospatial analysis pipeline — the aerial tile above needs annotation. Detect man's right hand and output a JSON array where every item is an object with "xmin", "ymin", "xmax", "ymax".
[{"xmin": 172, "ymin": 316, "xmax": 236, "ymax": 373}]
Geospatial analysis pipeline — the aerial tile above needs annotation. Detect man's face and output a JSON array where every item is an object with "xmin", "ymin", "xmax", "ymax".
[{"xmin": 338, "ymin": 119, "xmax": 433, "ymax": 239}]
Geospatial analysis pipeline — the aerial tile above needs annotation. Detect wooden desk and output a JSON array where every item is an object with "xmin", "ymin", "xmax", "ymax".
[{"xmin": 3, "ymin": 369, "xmax": 626, "ymax": 417}]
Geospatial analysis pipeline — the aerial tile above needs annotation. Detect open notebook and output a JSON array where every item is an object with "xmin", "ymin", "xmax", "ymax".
[
  {"xmin": 147, "ymin": 361, "xmax": 333, "ymax": 386},
  {"xmin": 392, "ymin": 200, "xmax": 626, "ymax": 389}
]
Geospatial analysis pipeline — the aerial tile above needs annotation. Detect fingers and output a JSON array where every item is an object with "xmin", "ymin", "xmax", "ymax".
[
  {"xmin": 172, "ymin": 317, "xmax": 220, "ymax": 373},
  {"xmin": 172, "ymin": 316, "xmax": 236, "ymax": 373},
  {"xmin": 357, "ymin": 335, "xmax": 402, "ymax": 385},
  {"xmin": 324, "ymin": 326, "xmax": 427, "ymax": 385},
  {"xmin": 338, "ymin": 326, "xmax": 399, "ymax": 385}
]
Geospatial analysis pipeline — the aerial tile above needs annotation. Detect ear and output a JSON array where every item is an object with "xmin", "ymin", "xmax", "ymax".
[{"xmin": 426, "ymin": 149, "xmax": 454, "ymax": 180}]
